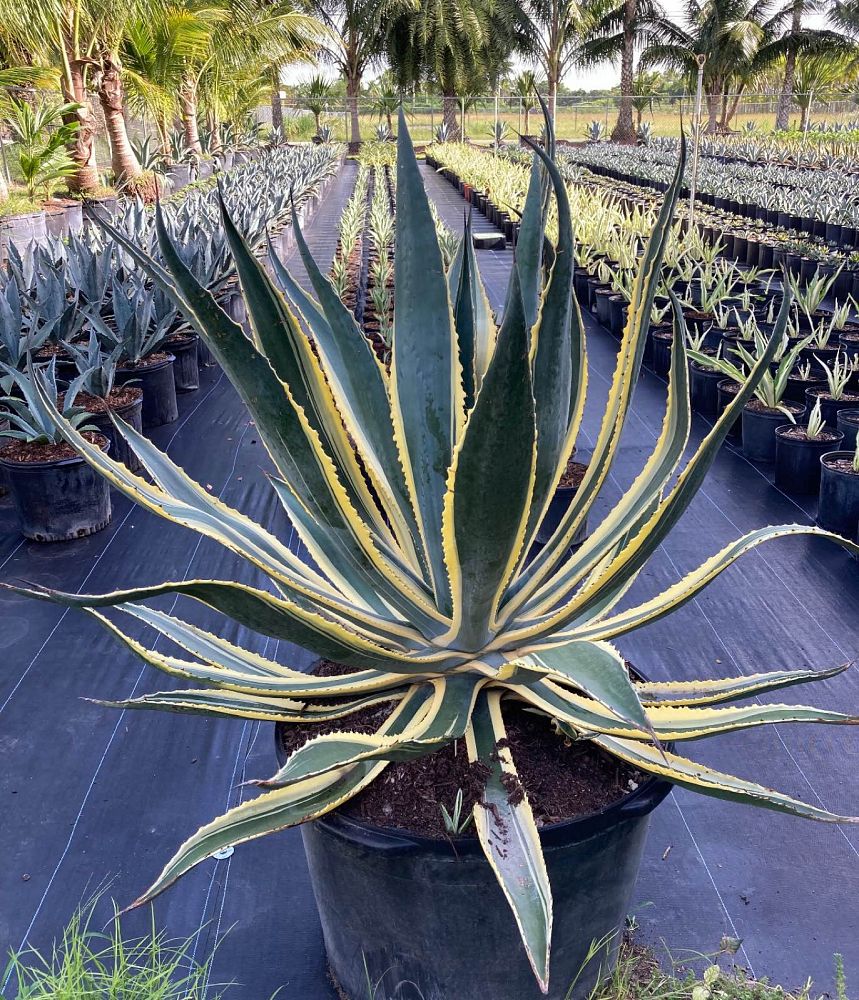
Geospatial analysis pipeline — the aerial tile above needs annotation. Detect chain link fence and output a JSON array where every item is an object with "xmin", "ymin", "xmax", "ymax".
[{"xmin": 261, "ymin": 91, "xmax": 859, "ymax": 144}]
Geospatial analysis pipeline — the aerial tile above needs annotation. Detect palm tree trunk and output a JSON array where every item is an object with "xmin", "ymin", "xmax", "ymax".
[
  {"xmin": 705, "ymin": 91, "xmax": 719, "ymax": 133},
  {"xmin": 775, "ymin": 4, "xmax": 801, "ymax": 131},
  {"xmin": 62, "ymin": 60, "xmax": 100, "ymax": 195},
  {"xmin": 97, "ymin": 54, "xmax": 143, "ymax": 188},
  {"xmin": 270, "ymin": 66, "xmax": 283, "ymax": 132},
  {"xmin": 208, "ymin": 111, "xmax": 222, "ymax": 153},
  {"xmin": 442, "ymin": 90, "xmax": 460, "ymax": 140},
  {"xmin": 524, "ymin": 105, "xmax": 530, "ymax": 134},
  {"xmin": 800, "ymin": 101, "xmax": 811, "ymax": 130},
  {"xmin": 180, "ymin": 75, "xmax": 203, "ymax": 157},
  {"xmin": 611, "ymin": 0, "xmax": 637, "ymax": 143},
  {"xmin": 346, "ymin": 73, "xmax": 361, "ymax": 145}
]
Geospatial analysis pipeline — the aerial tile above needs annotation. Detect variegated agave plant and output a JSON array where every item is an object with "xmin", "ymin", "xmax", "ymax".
[{"xmin": 15, "ymin": 112, "xmax": 859, "ymax": 992}]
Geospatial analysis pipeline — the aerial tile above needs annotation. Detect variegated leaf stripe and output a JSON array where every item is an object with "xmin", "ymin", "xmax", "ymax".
[
  {"xmin": 634, "ymin": 664, "xmax": 850, "ymax": 706},
  {"xmin": 466, "ymin": 689, "xmax": 552, "ymax": 992},
  {"xmin": 594, "ymin": 735, "xmax": 859, "ymax": 824},
  {"xmin": 101, "ymin": 687, "xmax": 407, "ymax": 723},
  {"xmin": 128, "ymin": 687, "xmax": 431, "ymax": 908}
]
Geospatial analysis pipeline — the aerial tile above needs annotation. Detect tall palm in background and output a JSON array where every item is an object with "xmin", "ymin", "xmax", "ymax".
[
  {"xmin": 580, "ymin": 0, "xmax": 663, "ymax": 142},
  {"xmin": 310, "ymin": 0, "xmax": 413, "ymax": 144},
  {"xmin": 518, "ymin": 0, "xmax": 602, "ymax": 122},
  {"xmin": 512, "ymin": 68, "xmax": 540, "ymax": 132},
  {"xmin": 790, "ymin": 50, "xmax": 857, "ymax": 127},
  {"xmin": 641, "ymin": 0, "xmax": 775, "ymax": 132}
]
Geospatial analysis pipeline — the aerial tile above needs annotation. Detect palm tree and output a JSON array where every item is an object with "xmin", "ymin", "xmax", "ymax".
[
  {"xmin": 517, "ymin": 0, "xmax": 601, "ymax": 122},
  {"xmin": 309, "ymin": 0, "xmax": 414, "ymax": 145},
  {"xmin": 387, "ymin": 0, "xmax": 528, "ymax": 138},
  {"xmin": 0, "ymin": 59, "xmax": 61, "ymax": 202},
  {"xmin": 641, "ymin": 0, "xmax": 775, "ymax": 133},
  {"xmin": 579, "ymin": 0, "xmax": 664, "ymax": 142},
  {"xmin": 370, "ymin": 80, "xmax": 399, "ymax": 130},
  {"xmin": 752, "ymin": 0, "xmax": 851, "ymax": 130},
  {"xmin": 630, "ymin": 68, "xmax": 660, "ymax": 128},
  {"xmin": 512, "ymin": 68, "xmax": 540, "ymax": 133},
  {"xmin": 791, "ymin": 50, "xmax": 856, "ymax": 128},
  {"xmin": 301, "ymin": 74, "xmax": 333, "ymax": 132}
]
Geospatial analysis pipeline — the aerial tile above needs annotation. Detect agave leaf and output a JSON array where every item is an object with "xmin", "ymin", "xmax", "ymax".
[
  {"xmin": 516, "ymin": 639, "xmax": 650, "ymax": 733},
  {"xmin": 451, "ymin": 211, "xmax": 497, "ymax": 406},
  {"xmin": 129, "ymin": 689, "xmax": 430, "ymax": 908},
  {"xmin": 510, "ymin": 136, "xmax": 689, "ymax": 610},
  {"xmin": 567, "ymin": 525, "xmax": 859, "ymax": 643},
  {"xmin": 640, "ymin": 701, "xmax": 858, "ymax": 740},
  {"xmin": 390, "ymin": 109, "xmax": 464, "ymax": 615},
  {"xmin": 216, "ymin": 192, "xmax": 400, "ymax": 551},
  {"xmin": 466, "ymin": 689, "xmax": 552, "ymax": 993},
  {"xmin": 595, "ymin": 735, "xmax": 859, "ymax": 824},
  {"xmin": 634, "ymin": 664, "xmax": 850, "ymax": 706},
  {"xmin": 261, "ymin": 674, "xmax": 484, "ymax": 787},
  {"xmin": 268, "ymin": 238, "xmax": 424, "ymax": 574},
  {"xmin": 442, "ymin": 266, "xmax": 536, "ymax": 651},
  {"xmin": 502, "ymin": 298, "xmax": 691, "ymax": 630},
  {"xmin": 102, "ymin": 687, "xmax": 406, "ymax": 723}
]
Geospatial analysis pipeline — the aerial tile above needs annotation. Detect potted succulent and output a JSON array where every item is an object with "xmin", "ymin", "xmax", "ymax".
[
  {"xmin": 818, "ymin": 438, "xmax": 859, "ymax": 540},
  {"xmin": 0, "ymin": 359, "xmax": 111, "ymax": 541},
  {"xmin": 89, "ymin": 277, "xmax": 178, "ymax": 428},
  {"xmin": 837, "ymin": 408, "xmax": 859, "ymax": 450},
  {"xmin": 774, "ymin": 397, "xmax": 844, "ymax": 494},
  {"xmin": 805, "ymin": 354, "xmax": 859, "ymax": 427},
  {"xmin": 689, "ymin": 330, "xmax": 808, "ymax": 463},
  {"xmin": 63, "ymin": 329, "xmax": 144, "ymax": 472},
  {"xmin": 10, "ymin": 120, "xmax": 859, "ymax": 1000}
]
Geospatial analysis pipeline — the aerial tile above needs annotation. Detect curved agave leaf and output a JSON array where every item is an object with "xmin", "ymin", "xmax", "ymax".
[{"xmin": 466, "ymin": 690, "xmax": 552, "ymax": 993}]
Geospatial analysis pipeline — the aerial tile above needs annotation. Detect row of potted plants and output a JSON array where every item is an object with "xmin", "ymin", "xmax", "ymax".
[
  {"xmin": 0, "ymin": 143, "xmax": 345, "ymax": 543},
  {"xmin": 425, "ymin": 141, "xmax": 859, "ymax": 539}
]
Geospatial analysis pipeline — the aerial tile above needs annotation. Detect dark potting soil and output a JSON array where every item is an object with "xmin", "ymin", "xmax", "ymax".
[
  {"xmin": 118, "ymin": 352, "xmax": 172, "ymax": 369},
  {"xmin": 779, "ymin": 426, "xmax": 841, "ymax": 442},
  {"xmin": 59, "ymin": 387, "xmax": 143, "ymax": 414},
  {"xmin": 277, "ymin": 660, "xmax": 643, "ymax": 839},
  {"xmin": 0, "ymin": 431, "xmax": 106, "ymax": 465},
  {"xmin": 822, "ymin": 457, "xmax": 859, "ymax": 475},
  {"xmin": 558, "ymin": 459, "xmax": 589, "ymax": 489},
  {"xmin": 745, "ymin": 399, "xmax": 804, "ymax": 416},
  {"xmin": 808, "ymin": 390, "xmax": 859, "ymax": 404}
]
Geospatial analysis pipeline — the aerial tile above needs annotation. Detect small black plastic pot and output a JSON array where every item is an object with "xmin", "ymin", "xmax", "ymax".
[
  {"xmin": 116, "ymin": 355, "xmax": 178, "ymax": 429},
  {"xmin": 774, "ymin": 425, "xmax": 844, "ymax": 494},
  {"xmin": 87, "ymin": 392, "xmax": 144, "ymax": 473},
  {"xmin": 536, "ymin": 478, "xmax": 589, "ymax": 549},
  {"xmin": 785, "ymin": 374, "xmax": 825, "ymax": 405},
  {"xmin": 650, "ymin": 328, "xmax": 673, "ymax": 378},
  {"xmin": 836, "ymin": 409, "xmax": 859, "ymax": 450},
  {"xmin": 594, "ymin": 287, "xmax": 613, "ymax": 326},
  {"xmin": 742, "ymin": 403, "xmax": 804, "ymax": 463},
  {"xmin": 689, "ymin": 362, "xmax": 724, "ymax": 421},
  {"xmin": 289, "ymin": 735, "xmax": 672, "ymax": 1000},
  {"xmin": 607, "ymin": 294, "xmax": 627, "ymax": 337},
  {"xmin": 818, "ymin": 452, "xmax": 859, "ymax": 539},
  {"xmin": 718, "ymin": 380, "xmax": 742, "ymax": 441},
  {"xmin": 805, "ymin": 388, "xmax": 859, "ymax": 428},
  {"xmin": 168, "ymin": 335, "xmax": 200, "ymax": 392},
  {"xmin": 0, "ymin": 436, "xmax": 112, "ymax": 542},
  {"xmin": 197, "ymin": 338, "xmax": 219, "ymax": 369}
]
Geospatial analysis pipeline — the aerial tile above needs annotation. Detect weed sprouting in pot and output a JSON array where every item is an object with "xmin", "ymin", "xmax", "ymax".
[{"xmin": 439, "ymin": 788, "xmax": 474, "ymax": 836}]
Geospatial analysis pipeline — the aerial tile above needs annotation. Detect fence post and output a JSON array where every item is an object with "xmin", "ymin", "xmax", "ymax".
[
  {"xmin": 688, "ymin": 54, "xmax": 707, "ymax": 231},
  {"xmin": 461, "ymin": 96, "xmax": 465, "ymax": 140}
]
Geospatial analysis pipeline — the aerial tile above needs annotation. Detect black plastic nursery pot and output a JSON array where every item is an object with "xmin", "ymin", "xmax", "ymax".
[
  {"xmin": 818, "ymin": 452, "xmax": 859, "ymax": 539},
  {"xmin": 116, "ymin": 355, "xmax": 178, "ymax": 429},
  {"xmin": 0, "ymin": 210, "xmax": 47, "ymax": 258},
  {"xmin": 717, "ymin": 381, "xmax": 742, "ymax": 441},
  {"xmin": 837, "ymin": 409, "xmax": 859, "ymax": 450},
  {"xmin": 649, "ymin": 329, "xmax": 673, "ymax": 378},
  {"xmin": 168, "ymin": 335, "xmax": 200, "ymax": 392},
  {"xmin": 536, "ymin": 479, "xmax": 590, "ymax": 548},
  {"xmin": 288, "ymin": 741, "xmax": 672, "ymax": 1000},
  {"xmin": 689, "ymin": 362, "xmax": 724, "ymax": 421},
  {"xmin": 774, "ymin": 425, "xmax": 844, "ymax": 494},
  {"xmin": 86, "ymin": 391, "xmax": 144, "ymax": 474},
  {"xmin": 805, "ymin": 388, "xmax": 859, "ymax": 428},
  {"xmin": 0, "ymin": 436, "xmax": 111, "ymax": 542},
  {"xmin": 742, "ymin": 402, "xmax": 804, "ymax": 463},
  {"xmin": 197, "ymin": 337, "xmax": 219, "ymax": 369}
]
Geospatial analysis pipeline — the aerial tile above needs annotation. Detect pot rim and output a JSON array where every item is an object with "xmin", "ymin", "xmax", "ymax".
[
  {"xmin": 0, "ymin": 432, "xmax": 109, "ymax": 469},
  {"xmin": 820, "ymin": 450, "xmax": 859, "ymax": 472},
  {"xmin": 116, "ymin": 353, "xmax": 176, "ymax": 373},
  {"xmin": 775, "ymin": 424, "xmax": 844, "ymax": 444}
]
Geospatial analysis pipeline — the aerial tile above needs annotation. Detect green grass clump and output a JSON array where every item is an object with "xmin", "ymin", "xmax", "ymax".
[
  {"xmin": 0, "ymin": 192, "xmax": 41, "ymax": 218},
  {"xmin": 1, "ymin": 893, "xmax": 231, "ymax": 1000}
]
